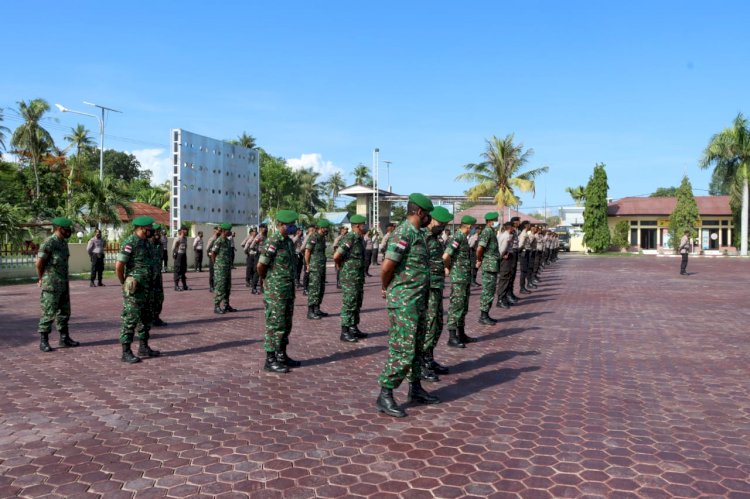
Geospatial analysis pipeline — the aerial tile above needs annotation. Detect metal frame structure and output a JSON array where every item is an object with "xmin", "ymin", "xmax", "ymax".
[{"xmin": 371, "ymin": 148, "xmax": 379, "ymax": 231}]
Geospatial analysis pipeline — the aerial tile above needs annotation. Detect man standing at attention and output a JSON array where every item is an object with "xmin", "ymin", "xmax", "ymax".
[
  {"xmin": 193, "ymin": 231, "xmax": 204, "ymax": 272},
  {"xmin": 36, "ymin": 217, "xmax": 79, "ymax": 352},
  {"xmin": 305, "ymin": 219, "xmax": 330, "ymax": 320},
  {"xmin": 444, "ymin": 215, "xmax": 476, "ymax": 347},
  {"xmin": 87, "ymin": 228, "xmax": 106, "ymax": 287},
  {"xmin": 476, "ymin": 212, "xmax": 500, "ymax": 326},
  {"xmin": 211, "ymin": 224, "xmax": 237, "ymax": 314},
  {"xmin": 335, "ymin": 215, "xmax": 367, "ymax": 342},
  {"xmin": 172, "ymin": 226, "xmax": 189, "ymax": 291},
  {"xmin": 679, "ymin": 230, "xmax": 691, "ymax": 275},
  {"xmin": 376, "ymin": 193, "xmax": 439, "ymax": 418},
  {"xmin": 150, "ymin": 224, "xmax": 167, "ymax": 327}
]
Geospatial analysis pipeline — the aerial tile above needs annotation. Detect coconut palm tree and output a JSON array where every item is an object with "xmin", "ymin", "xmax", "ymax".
[
  {"xmin": 351, "ymin": 163, "xmax": 372, "ymax": 186},
  {"xmin": 565, "ymin": 185, "xmax": 586, "ymax": 206},
  {"xmin": 63, "ymin": 124, "xmax": 95, "ymax": 210},
  {"xmin": 0, "ymin": 109, "xmax": 11, "ymax": 156},
  {"xmin": 233, "ymin": 132, "xmax": 257, "ymax": 149},
  {"xmin": 72, "ymin": 173, "xmax": 132, "ymax": 228},
  {"xmin": 324, "ymin": 171, "xmax": 346, "ymax": 210},
  {"xmin": 295, "ymin": 167, "xmax": 325, "ymax": 214},
  {"xmin": 700, "ymin": 112, "xmax": 750, "ymax": 256},
  {"xmin": 456, "ymin": 134, "xmax": 549, "ymax": 216},
  {"xmin": 10, "ymin": 99, "xmax": 55, "ymax": 198}
]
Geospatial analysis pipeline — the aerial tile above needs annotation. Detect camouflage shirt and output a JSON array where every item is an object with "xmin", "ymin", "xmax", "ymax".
[
  {"xmin": 384, "ymin": 220, "xmax": 429, "ymax": 309},
  {"xmin": 478, "ymin": 225, "xmax": 500, "ymax": 272},
  {"xmin": 304, "ymin": 232, "xmax": 327, "ymax": 269},
  {"xmin": 37, "ymin": 235, "xmax": 69, "ymax": 292},
  {"xmin": 211, "ymin": 235, "xmax": 233, "ymax": 270},
  {"xmin": 444, "ymin": 230, "xmax": 471, "ymax": 282},
  {"xmin": 337, "ymin": 231, "xmax": 365, "ymax": 276},
  {"xmin": 259, "ymin": 235, "xmax": 296, "ymax": 299},
  {"xmin": 117, "ymin": 234, "xmax": 153, "ymax": 288},
  {"xmin": 426, "ymin": 231, "xmax": 446, "ymax": 290}
]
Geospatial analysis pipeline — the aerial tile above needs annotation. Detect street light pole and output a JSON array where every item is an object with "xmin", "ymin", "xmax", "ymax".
[{"xmin": 383, "ymin": 160, "xmax": 392, "ymax": 192}]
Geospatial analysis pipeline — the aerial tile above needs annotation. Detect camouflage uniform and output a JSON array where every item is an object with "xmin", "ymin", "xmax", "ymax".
[
  {"xmin": 37, "ymin": 235, "xmax": 71, "ymax": 336},
  {"xmin": 150, "ymin": 236, "xmax": 165, "ymax": 321},
  {"xmin": 423, "ymin": 230, "xmax": 446, "ymax": 351},
  {"xmin": 305, "ymin": 232, "xmax": 327, "ymax": 307},
  {"xmin": 211, "ymin": 235, "xmax": 233, "ymax": 308},
  {"xmin": 445, "ymin": 230, "xmax": 471, "ymax": 329},
  {"xmin": 260, "ymin": 234, "xmax": 296, "ymax": 352},
  {"xmin": 337, "ymin": 230, "xmax": 365, "ymax": 328},
  {"xmin": 478, "ymin": 225, "xmax": 500, "ymax": 312},
  {"xmin": 117, "ymin": 234, "xmax": 154, "ymax": 344},
  {"xmin": 377, "ymin": 221, "xmax": 429, "ymax": 389}
]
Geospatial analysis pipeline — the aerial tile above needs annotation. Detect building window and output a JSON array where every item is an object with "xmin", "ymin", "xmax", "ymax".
[
  {"xmin": 640, "ymin": 221, "xmax": 657, "ymax": 226},
  {"xmin": 630, "ymin": 220, "xmax": 637, "ymax": 226},
  {"xmin": 703, "ymin": 220, "xmax": 720, "ymax": 226},
  {"xmin": 630, "ymin": 229, "xmax": 638, "ymax": 246}
]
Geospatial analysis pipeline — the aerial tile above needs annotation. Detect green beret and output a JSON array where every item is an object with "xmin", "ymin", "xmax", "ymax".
[
  {"xmin": 152, "ymin": 223, "xmax": 162, "ymax": 230},
  {"xmin": 350, "ymin": 214, "xmax": 366, "ymax": 224},
  {"xmin": 132, "ymin": 215, "xmax": 155, "ymax": 227},
  {"xmin": 317, "ymin": 219, "xmax": 331, "ymax": 228},
  {"xmin": 461, "ymin": 215, "xmax": 477, "ymax": 225},
  {"xmin": 276, "ymin": 210, "xmax": 298, "ymax": 224},
  {"xmin": 408, "ymin": 193, "xmax": 434, "ymax": 212},
  {"xmin": 51, "ymin": 217, "xmax": 73, "ymax": 228},
  {"xmin": 485, "ymin": 211, "xmax": 499, "ymax": 221},
  {"xmin": 431, "ymin": 206, "xmax": 453, "ymax": 223},
  {"xmin": 220, "ymin": 223, "xmax": 232, "ymax": 230}
]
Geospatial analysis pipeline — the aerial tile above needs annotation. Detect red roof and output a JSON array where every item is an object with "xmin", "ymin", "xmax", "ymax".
[
  {"xmin": 116, "ymin": 202, "xmax": 170, "ymax": 226},
  {"xmin": 453, "ymin": 204, "xmax": 546, "ymax": 225},
  {"xmin": 608, "ymin": 196, "xmax": 731, "ymax": 217}
]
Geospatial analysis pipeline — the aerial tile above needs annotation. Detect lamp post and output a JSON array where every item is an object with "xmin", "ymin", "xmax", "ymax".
[{"xmin": 383, "ymin": 160, "xmax": 392, "ymax": 192}]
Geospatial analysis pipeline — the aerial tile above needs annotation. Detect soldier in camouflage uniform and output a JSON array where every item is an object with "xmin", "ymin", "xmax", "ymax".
[
  {"xmin": 116, "ymin": 216, "xmax": 160, "ymax": 363},
  {"xmin": 444, "ymin": 215, "xmax": 476, "ymax": 348},
  {"xmin": 257, "ymin": 210, "xmax": 300, "ymax": 374},
  {"xmin": 376, "ymin": 193, "xmax": 440, "ymax": 418},
  {"xmin": 334, "ymin": 214, "xmax": 367, "ymax": 342},
  {"xmin": 150, "ymin": 224, "xmax": 167, "ymax": 327},
  {"xmin": 305, "ymin": 220, "xmax": 330, "ymax": 320},
  {"xmin": 36, "ymin": 217, "xmax": 80, "ymax": 352},
  {"xmin": 211, "ymin": 223, "xmax": 237, "ymax": 314},
  {"xmin": 476, "ymin": 212, "xmax": 500, "ymax": 326},
  {"xmin": 206, "ymin": 226, "xmax": 220, "ymax": 292},
  {"xmin": 421, "ymin": 206, "xmax": 453, "ymax": 382}
]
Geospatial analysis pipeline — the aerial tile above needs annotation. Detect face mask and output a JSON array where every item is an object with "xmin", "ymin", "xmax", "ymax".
[
  {"xmin": 286, "ymin": 224, "xmax": 297, "ymax": 235},
  {"xmin": 431, "ymin": 226, "xmax": 443, "ymax": 236},
  {"xmin": 420, "ymin": 214, "xmax": 432, "ymax": 228},
  {"xmin": 62, "ymin": 229, "xmax": 72, "ymax": 239},
  {"xmin": 145, "ymin": 229, "xmax": 153, "ymax": 238}
]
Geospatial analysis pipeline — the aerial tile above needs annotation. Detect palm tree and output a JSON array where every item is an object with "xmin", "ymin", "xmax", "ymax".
[
  {"xmin": 0, "ymin": 109, "xmax": 11, "ymax": 156},
  {"xmin": 64, "ymin": 124, "xmax": 95, "ymax": 210},
  {"xmin": 700, "ymin": 112, "xmax": 750, "ymax": 256},
  {"xmin": 324, "ymin": 171, "xmax": 346, "ymax": 210},
  {"xmin": 456, "ymin": 134, "xmax": 549, "ymax": 216},
  {"xmin": 565, "ymin": 185, "xmax": 586, "ymax": 206},
  {"xmin": 351, "ymin": 163, "xmax": 372, "ymax": 186},
  {"xmin": 230, "ymin": 132, "xmax": 256, "ymax": 149},
  {"xmin": 295, "ymin": 167, "xmax": 325, "ymax": 214},
  {"xmin": 72, "ymin": 173, "xmax": 132, "ymax": 228},
  {"xmin": 10, "ymin": 99, "xmax": 55, "ymax": 198}
]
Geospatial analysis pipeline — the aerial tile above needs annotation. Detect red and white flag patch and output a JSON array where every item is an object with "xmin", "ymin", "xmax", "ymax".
[
  {"xmin": 397, "ymin": 240, "xmax": 408, "ymax": 251},
  {"xmin": 451, "ymin": 241, "xmax": 459, "ymax": 249},
  {"xmin": 123, "ymin": 245, "xmax": 132, "ymax": 253},
  {"xmin": 267, "ymin": 245, "xmax": 276, "ymax": 254}
]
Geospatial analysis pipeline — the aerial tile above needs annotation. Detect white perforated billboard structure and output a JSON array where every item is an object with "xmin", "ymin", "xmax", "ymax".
[{"xmin": 170, "ymin": 129, "xmax": 260, "ymax": 234}]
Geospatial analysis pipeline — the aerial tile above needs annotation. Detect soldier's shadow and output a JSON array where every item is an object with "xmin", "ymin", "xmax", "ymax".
[
  {"xmin": 447, "ymin": 350, "xmax": 541, "ymax": 375},
  {"xmin": 476, "ymin": 326, "xmax": 541, "ymax": 343},
  {"xmin": 429, "ymin": 365, "xmax": 541, "ymax": 403},
  {"xmin": 165, "ymin": 338, "xmax": 261, "ymax": 357},
  {"xmin": 502, "ymin": 311, "xmax": 552, "ymax": 322},
  {"xmin": 81, "ymin": 331, "xmax": 199, "ymax": 348},
  {"xmin": 303, "ymin": 345, "xmax": 386, "ymax": 367}
]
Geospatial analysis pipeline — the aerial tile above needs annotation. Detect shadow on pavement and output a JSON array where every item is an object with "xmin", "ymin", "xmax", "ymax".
[
  {"xmin": 303, "ymin": 344, "xmax": 386, "ymax": 367},
  {"xmin": 478, "ymin": 326, "xmax": 541, "ymax": 342},
  {"xmin": 81, "ymin": 331, "xmax": 200, "ymax": 348},
  {"xmin": 429, "ymin": 365, "xmax": 541, "ymax": 403},
  {"xmin": 447, "ymin": 350, "xmax": 541, "ymax": 375},
  {"xmin": 165, "ymin": 338, "xmax": 261, "ymax": 357}
]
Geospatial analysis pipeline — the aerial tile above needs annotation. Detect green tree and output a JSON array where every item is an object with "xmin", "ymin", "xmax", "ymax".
[
  {"xmin": 545, "ymin": 215, "xmax": 561, "ymax": 226},
  {"xmin": 132, "ymin": 179, "xmax": 170, "ymax": 210},
  {"xmin": 0, "ymin": 109, "xmax": 10, "ymax": 156},
  {"xmin": 294, "ymin": 167, "xmax": 325, "ymax": 215},
  {"xmin": 700, "ymin": 112, "xmax": 750, "ymax": 255},
  {"xmin": 78, "ymin": 148, "xmax": 149, "ymax": 182},
  {"xmin": 351, "ymin": 163, "xmax": 372, "ymax": 186},
  {"xmin": 72, "ymin": 173, "xmax": 132, "ymax": 228},
  {"xmin": 259, "ymin": 149, "xmax": 297, "ymax": 218},
  {"xmin": 63, "ymin": 124, "xmax": 95, "ymax": 213},
  {"xmin": 228, "ymin": 131, "xmax": 257, "ymax": 149},
  {"xmin": 611, "ymin": 220, "xmax": 630, "ymax": 249},
  {"xmin": 10, "ymin": 99, "xmax": 55, "ymax": 199},
  {"xmin": 582, "ymin": 163, "xmax": 610, "ymax": 253},
  {"xmin": 324, "ymin": 171, "xmax": 346, "ymax": 210},
  {"xmin": 565, "ymin": 185, "xmax": 586, "ymax": 206},
  {"xmin": 391, "ymin": 204, "xmax": 407, "ymax": 222},
  {"xmin": 0, "ymin": 203, "xmax": 29, "ymax": 244},
  {"xmin": 650, "ymin": 186, "xmax": 679, "ymax": 197},
  {"xmin": 455, "ymin": 134, "xmax": 548, "ymax": 212},
  {"xmin": 668, "ymin": 175, "xmax": 700, "ymax": 252},
  {"xmin": 0, "ymin": 161, "xmax": 26, "ymax": 207}
]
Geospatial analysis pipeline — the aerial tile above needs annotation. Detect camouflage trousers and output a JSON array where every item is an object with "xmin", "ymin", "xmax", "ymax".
[
  {"xmin": 340, "ymin": 277, "xmax": 364, "ymax": 327},
  {"xmin": 447, "ymin": 279, "xmax": 471, "ymax": 329},
  {"xmin": 480, "ymin": 270, "xmax": 497, "ymax": 312},
  {"xmin": 423, "ymin": 287, "xmax": 444, "ymax": 351},
  {"xmin": 307, "ymin": 263, "xmax": 326, "ymax": 306},
  {"xmin": 38, "ymin": 288, "xmax": 71, "ymax": 335},
  {"xmin": 264, "ymin": 294, "xmax": 294, "ymax": 352},
  {"xmin": 378, "ymin": 301, "xmax": 427, "ymax": 389},
  {"xmin": 120, "ymin": 286, "xmax": 152, "ymax": 344},
  {"xmin": 214, "ymin": 265, "xmax": 232, "ymax": 307}
]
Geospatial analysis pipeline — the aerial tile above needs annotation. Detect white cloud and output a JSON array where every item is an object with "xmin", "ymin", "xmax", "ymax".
[
  {"xmin": 286, "ymin": 153, "xmax": 342, "ymax": 176},
  {"xmin": 130, "ymin": 148, "xmax": 171, "ymax": 183}
]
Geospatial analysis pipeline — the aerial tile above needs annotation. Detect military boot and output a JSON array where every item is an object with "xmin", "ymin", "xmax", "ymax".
[
  {"xmin": 307, "ymin": 305, "xmax": 321, "ymax": 320},
  {"xmin": 315, "ymin": 305, "xmax": 329, "ymax": 317},
  {"xmin": 496, "ymin": 297, "xmax": 510, "ymax": 309},
  {"xmin": 520, "ymin": 286, "xmax": 532, "ymax": 294},
  {"xmin": 214, "ymin": 306, "xmax": 225, "ymax": 314},
  {"xmin": 277, "ymin": 345, "xmax": 301, "ymax": 368},
  {"xmin": 429, "ymin": 348, "xmax": 449, "ymax": 375},
  {"xmin": 478, "ymin": 311, "xmax": 497, "ymax": 325},
  {"xmin": 420, "ymin": 355, "xmax": 439, "ymax": 382},
  {"xmin": 152, "ymin": 318, "xmax": 168, "ymax": 327},
  {"xmin": 39, "ymin": 333, "xmax": 53, "ymax": 352},
  {"xmin": 264, "ymin": 351, "xmax": 288, "ymax": 373},
  {"xmin": 528, "ymin": 281, "xmax": 538, "ymax": 289},
  {"xmin": 447, "ymin": 330, "xmax": 465, "ymax": 348},
  {"xmin": 507, "ymin": 294, "xmax": 518, "ymax": 304},
  {"xmin": 375, "ymin": 387, "xmax": 406, "ymax": 418},
  {"xmin": 350, "ymin": 324, "xmax": 368, "ymax": 339},
  {"xmin": 459, "ymin": 326, "xmax": 477, "ymax": 344},
  {"xmin": 407, "ymin": 380, "xmax": 441, "ymax": 405},
  {"xmin": 223, "ymin": 304, "xmax": 238, "ymax": 313},
  {"xmin": 121, "ymin": 344, "xmax": 141, "ymax": 364},
  {"xmin": 340, "ymin": 326, "xmax": 358, "ymax": 343},
  {"xmin": 138, "ymin": 339, "xmax": 161, "ymax": 358},
  {"xmin": 59, "ymin": 328, "xmax": 80, "ymax": 347}
]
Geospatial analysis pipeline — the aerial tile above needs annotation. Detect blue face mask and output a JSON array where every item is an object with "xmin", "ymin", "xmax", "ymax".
[{"xmin": 286, "ymin": 224, "xmax": 297, "ymax": 235}]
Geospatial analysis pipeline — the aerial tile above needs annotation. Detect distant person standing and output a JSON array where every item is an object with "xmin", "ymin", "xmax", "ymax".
[
  {"xmin": 150, "ymin": 224, "xmax": 167, "ymax": 327},
  {"xmin": 242, "ymin": 228, "xmax": 258, "ymax": 288},
  {"xmin": 335, "ymin": 215, "xmax": 367, "ymax": 342},
  {"xmin": 193, "ymin": 231, "xmax": 204, "ymax": 272},
  {"xmin": 87, "ymin": 228, "xmax": 106, "ymax": 287},
  {"xmin": 206, "ymin": 226, "xmax": 220, "ymax": 292},
  {"xmin": 305, "ymin": 220, "xmax": 330, "ymax": 320},
  {"xmin": 468, "ymin": 228, "xmax": 480, "ymax": 287},
  {"xmin": 333, "ymin": 226, "xmax": 348, "ymax": 288},
  {"xmin": 172, "ymin": 226, "xmax": 189, "ymax": 291},
  {"xmin": 160, "ymin": 230, "xmax": 168, "ymax": 272},
  {"xmin": 378, "ymin": 223, "xmax": 396, "ymax": 264},
  {"xmin": 211, "ymin": 223, "xmax": 237, "ymax": 313},
  {"xmin": 363, "ymin": 229, "xmax": 374, "ymax": 277},
  {"xmin": 679, "ymin": 230, "xmax": 691, "ymax": 275}
]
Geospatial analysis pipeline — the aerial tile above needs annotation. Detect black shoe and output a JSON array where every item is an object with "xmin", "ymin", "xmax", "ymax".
[
  {"xmin": 407, "ymin": 381, "xmax": 441, "ymax": 405},
  {"xmin": 89, "ymin": 282, "xmax": 96, "ymax": 287},
  {"xmin": 478, "ymin": 311, "xmax": 497, "ymax": 325},
  {"xmin": 39, "ymin": 334, "xmax": 53, "ymax": 352},
  {"xmin": 174, "ymin": 286, "xmax": 181, "ymax": 292},
  {"xmin": 277, "ymin": 348, "xmax": 301, "ymax": 368},
  {"xmin": 251, "ymin": 288, "xmax": 258, "ymax": 295},
  {"xmin": 98, "ymin": 282, "xmax": 105, "ymax": 287},
  {"xmin": 528, "ymin": 283, "xmax": 538, "ymax": 289},
  {"xmin": 214, "ymin": 306, "xmax": 225, "ymax": 314},
  {"xmin": 421, "ymin": 359, "xmax": 440, "ymax": 382},
  {"xmin": 137, "ymin": 339, "xmax": 161, "ymax": 357},
  {"xmin": 223, "ymin": 305, "xmax": 238, "ymax": 312},
  {"xmin": 375, "ymin": 387, "xmax": 406, "ymax": 418},
  {"xmin": 315, "ymin": 306, "xmax": 329, "ymax": 317},
  {"xmin": 264, "ymin": 351, "xmax": 288, "ymax": 373},
  {"xmin": 182, "ymin": 286, "xmax": 190, "ymax": 291},
  {"xmin": 121, "ymin": 344, "xmax": 141, "ymax": 364},
  {"xmin": 307, "ymin": 306, "xmax": 321, "ymax": 320},
  {"xmin": 340, "ymin": 326, "xmax": 358, "ymax": 343},
  {"xmin": 459, "ymin": 327, "xmax": 477, "ymax": 344},
  {"xmin": 520, "ymin": 288, "xmax": 531, "ymax": 294},
  {"xmin": 431, "ymin": 358, "xmax": 449, "ymax": 375},
  {"xmin": 680, "ymin": 271, "xmax": 687, "ymax": 275},
  {"xmin": 507, "ymin": 294, "xmax": 518, "ymax": 304},
  {"xmin": 153, "ymin": 318, "xmax": 167, "ymax": 327},
  {"xmin": 447, "ymin": 330, "xmax": 465, "ymax": 348},
  {"xmin": 350, "ymin": 325, "xmax": 368, "ymax": 339},
  {"xmin": 496, "ymin": 299, "xmax": 510, "ymax": 309},
  {"xmin": 59, "ymin": 333, "xmax": 80, "ymax": 348}
]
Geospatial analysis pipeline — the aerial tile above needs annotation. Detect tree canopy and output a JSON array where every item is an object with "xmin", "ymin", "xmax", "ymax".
[
  {"xmin": 668, "ymin": 176, "xmax": 699, "ymax": 252},
  {"xmin": 582, "ymin": 163, "xmax": 610, "ymax": 253},
  {"xmin": 650, "ymin": 186, "xmax": 679, "ymax": 197}
]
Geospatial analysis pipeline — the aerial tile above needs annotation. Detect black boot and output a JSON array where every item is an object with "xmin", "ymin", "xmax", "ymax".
[
  {"xmin": 429, "ymin": 349, "xmax": 449, "ymax": 375},
  {"xmin": 251, "ymin": 287, "xmax": 258, "ymax": 295},
  {"xmin": 264, "ymin": 351, "xmax": 288, "ymax": 373},
  {"xmin": 153, "ymin": 318, "xmax": 168, "ymax": 327},
  {"xmin": 420, "ymin": 354, "xmax": 439, "ymax": 382},
  {"xmin": 59, "ymin": 329, "xmax": 80, "ymax": 347},
  {"xmin": 520, "ymin": 287, "xmax": 531, "ymax": 294},
  {"xmin": 507, "ymin": 294, "xmax": 518, "ymax": 304},
  {"xmin": 478, "ymin": 311, "xmax": 497, "ymax": 325},
  {"xmin": 447, "ymin": 329, "xmax": 465, "ymax": 348},
  {"xmin": 496, "ymin": 298, "xmax": 510, "ymax": 309},
  {"xmin": 340, "ymin": 326, "xmax": 358, "ymax": 343},
  {"xmin": 307, "ymin": 305, "xmax": 321, "ymax": 320},
  {"xmin": 121, "ymin": 344, "xmax": 141, "ymax": 364},
  {"xmin": 375, "ymin": 387, "xmax": 406, "ymax": 418},
  {"xmin": 39, "ymin": 333, "xmax": 53, "ymax": 352},
  {"xmin": 138, "ymin": 339, "xmax": 161, "ymax": 357},
  {"xmin": 214, "ymin": 306, "xmax": 225, "ymax": 314},
  {"xmin": 407, "ymin": 380, "xmax": 441, "ymax": 405},
  {"xmin": 277, "ymin": 345, "xmax": 301, "ymax": 368},
  {"xmin": 90, "ymin": 281, "xmax": 96, "ymax": 287},
  {"xmin": 350, "ymin": 325, "xmax": 368, "ymax": 339},
  {"xmin": 223, "ymin": 304, "xmax": 238, "ymax": 312},
  {"xmin": 459, "ymin": 326, "xmax": 477, "ymax": 344},
  {"xmin": 315, "ymin": 305, "xmax": 329, "ymax": 317},
  {"xmin": 528, "ymin": 282, "xmax": 538, "ymax": 289},
  {"xmin": 174, "ymin": 285, "xmax": 181, "ymax": 292}
]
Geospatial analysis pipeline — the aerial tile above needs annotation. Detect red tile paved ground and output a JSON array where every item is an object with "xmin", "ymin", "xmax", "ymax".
[{"xmin": 1, "ymin": 255, "xmax": 749, "ymax": 498}]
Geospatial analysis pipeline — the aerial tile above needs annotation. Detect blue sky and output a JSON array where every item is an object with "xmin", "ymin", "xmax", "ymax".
[{"xmin": 2, "ymin": 1, "xmax": 749, "ymax": 215}]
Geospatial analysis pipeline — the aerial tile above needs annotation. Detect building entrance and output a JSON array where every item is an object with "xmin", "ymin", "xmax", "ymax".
[{"xmin": 640, "ymin": 228, "xmax": 657, "ymax": 250}]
